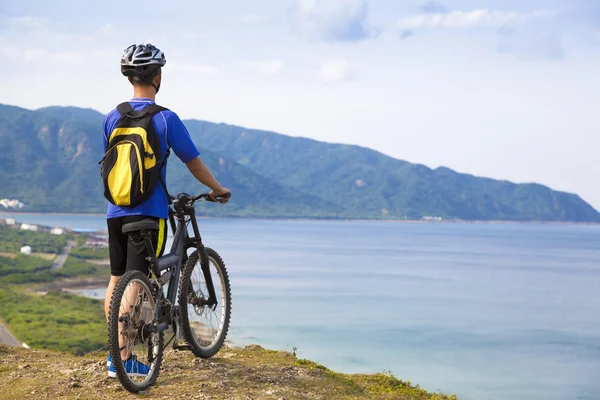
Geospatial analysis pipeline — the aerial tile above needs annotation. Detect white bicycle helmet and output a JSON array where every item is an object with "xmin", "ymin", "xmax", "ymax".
[{"xmin": 120, "ymin": 43, "xmax": 166, "ymax": 80}]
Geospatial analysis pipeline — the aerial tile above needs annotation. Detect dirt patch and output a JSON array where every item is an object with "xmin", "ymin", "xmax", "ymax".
[
  {"xmin": 32, "ymin": 253, "xmax": 57, "ymax": 261},
  {"xmin": 86, "ymin": 259, "xmax": 110, "ymax": 267},
  {"xmin": 0, "ymin": 252, "xmax": 16, "ymax": 259},
  {"xmin": 37, "ymin": 277, "xmax": 107, "ymax": 292}
]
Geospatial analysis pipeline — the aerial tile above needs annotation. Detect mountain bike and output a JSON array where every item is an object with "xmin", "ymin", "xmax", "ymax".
[{"xmin": 107, "ymin": 192, "xmax": 232, "ymax": 393}]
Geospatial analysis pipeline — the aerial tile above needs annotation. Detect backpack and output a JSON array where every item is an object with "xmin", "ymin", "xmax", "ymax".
[{"xmin": 99, "ymin": 102, "xmax": 171, "ymax": 207}]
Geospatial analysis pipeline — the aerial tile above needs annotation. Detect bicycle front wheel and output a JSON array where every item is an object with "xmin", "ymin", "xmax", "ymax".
[
  {"xmin": 108, "ymin": 270, "xmax": 164, "ymax": 393},
  {"xmin": 179, "ymin": 247, "xmax": 231, "ymax": 358}
]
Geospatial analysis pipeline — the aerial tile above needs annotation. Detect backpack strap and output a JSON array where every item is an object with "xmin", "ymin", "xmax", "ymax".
[
  {"xmin": 157, "ymin": 148, "xmax": 172, "ymax": 205},
  {"xmin": 140, "ymin": 104, "xmax": 168, "ymax": 116},
  {"xmin": 116, "ymin": 102, "xmax": 134, "ymax": 116},
  {"xmin": 140, "ymin": 103, "xmax": 172, "ymax": 204}
]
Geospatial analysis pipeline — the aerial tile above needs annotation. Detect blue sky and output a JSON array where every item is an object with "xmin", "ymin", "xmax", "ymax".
[{"xmin": 1, "ymin": 0, "xmax": 599, "ymax": 208}]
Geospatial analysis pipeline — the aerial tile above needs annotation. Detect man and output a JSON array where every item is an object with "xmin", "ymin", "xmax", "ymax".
[{"xmin": 103, "ymin": 43, "xmax": 230, "ymax": 377}]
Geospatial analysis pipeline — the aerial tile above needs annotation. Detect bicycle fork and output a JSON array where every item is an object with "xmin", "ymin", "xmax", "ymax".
[{"xmin": 198, "ymin": 243, "xmax": 218, "ymax": 310}]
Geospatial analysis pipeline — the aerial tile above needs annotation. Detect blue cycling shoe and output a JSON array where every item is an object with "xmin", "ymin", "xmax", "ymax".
[{"xmin": 107, "ymin": 354, "xmax": 151, "ymax": 378}]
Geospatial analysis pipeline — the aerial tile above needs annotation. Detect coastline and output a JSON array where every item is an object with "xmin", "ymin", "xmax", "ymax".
[{"xmin": 1, "ymin": 211, "xmax": 599, "ymax": 225}]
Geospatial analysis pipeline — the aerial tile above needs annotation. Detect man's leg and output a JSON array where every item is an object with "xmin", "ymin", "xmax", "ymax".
[
  {"xmin": 106, "ymin": 217, "xmax": 127, "ymax": 322},
  {"xmin": 105, "ymin": 276, "xmax": 121, "ymax": 322},
  {"xmin": 118, "ymin": 217, "xmax": 160, "ymax": 361}
]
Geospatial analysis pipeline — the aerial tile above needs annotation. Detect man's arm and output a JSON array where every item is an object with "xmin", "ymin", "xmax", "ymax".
[
  {"xmin": 162, "ymin": 110, "xmax": 230, "ymax": 203},
  {"xmin": 185, "ymin": 157, "xmax": 230, "ymax": 203}
]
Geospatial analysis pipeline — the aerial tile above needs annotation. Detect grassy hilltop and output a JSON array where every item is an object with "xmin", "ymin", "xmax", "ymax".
[{"xmin": 0, "ymin": 344, "xmax": 457, "ymax": 400}]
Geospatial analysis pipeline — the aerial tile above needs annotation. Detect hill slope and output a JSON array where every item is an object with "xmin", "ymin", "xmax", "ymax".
[
  {"xmin": 0, "ymin": 103, "xmax": 598, "ymax": 221},
  {"xmin": 0, "ymin": 344, "xmax": 456, "ymax": 399},
  {"xmin": 0, "ymin": 105, "xmax": 335, "ymax": 217},
  {"xmin": 184, "ymin": 120, "xmax": 600, "ymax": 221}
]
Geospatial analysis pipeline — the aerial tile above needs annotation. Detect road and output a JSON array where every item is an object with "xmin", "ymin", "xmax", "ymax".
[
  {"xmin": 50, "ymin": 240, "xmax": 76, "ymax": 271},
  {"xmin": 0, "ymin": 321, "xmax": 20, "ymax": 346}
]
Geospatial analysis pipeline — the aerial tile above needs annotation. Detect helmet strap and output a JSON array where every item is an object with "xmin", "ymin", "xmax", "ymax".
[{"xmin": 151, "ymin": 81, "xmax": 160, "ymax": 94}]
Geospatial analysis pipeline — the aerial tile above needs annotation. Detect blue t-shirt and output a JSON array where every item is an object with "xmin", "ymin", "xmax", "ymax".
[{"xmin": 102, "ymin": 98, "xmax": 200, "ymax": 219}]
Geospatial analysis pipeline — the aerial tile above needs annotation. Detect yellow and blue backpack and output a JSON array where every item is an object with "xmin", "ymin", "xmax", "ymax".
[{"xmin": 99, "ymin": 102, "xmax": 170, "ymax": 207}]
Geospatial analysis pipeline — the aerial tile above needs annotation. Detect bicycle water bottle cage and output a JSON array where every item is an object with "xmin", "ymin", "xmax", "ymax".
[{"xmin": 122, "ymin": 219, "xmax": 160, "ymax": 234}]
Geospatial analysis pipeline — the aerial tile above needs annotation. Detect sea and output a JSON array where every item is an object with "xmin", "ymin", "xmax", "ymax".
[{"xmin": 2, "ymin": 212, "xmax": 599, "ymax": 400}]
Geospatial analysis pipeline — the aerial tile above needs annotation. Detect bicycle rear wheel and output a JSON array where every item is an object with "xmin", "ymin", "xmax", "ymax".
[
  {"xmin": 108, "ymin": 270, "xmax": 164, "ymax": 393},
  {"xmin": 179, "ymin": 247, "xmax": 231, "ymax": 358}
]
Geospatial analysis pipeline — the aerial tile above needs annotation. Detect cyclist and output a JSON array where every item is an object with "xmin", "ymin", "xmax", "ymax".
[{"xmin": 103, "ymin": 43, "xmax": 230, "ymax": 377}]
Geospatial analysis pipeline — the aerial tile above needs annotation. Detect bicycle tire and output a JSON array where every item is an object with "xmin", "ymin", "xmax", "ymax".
[
  {"xmin": 108, "ymin": 270, "xmax": 164, "ymax": 393},
  {"xmin": 179, "ymin": 248, "xmax": 231, "ymax": 358}
]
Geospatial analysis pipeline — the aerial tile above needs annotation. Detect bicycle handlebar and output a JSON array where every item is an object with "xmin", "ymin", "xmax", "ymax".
[{"xmin": 169, "ymin": 192, "xmax": 231, "ymax": 204}]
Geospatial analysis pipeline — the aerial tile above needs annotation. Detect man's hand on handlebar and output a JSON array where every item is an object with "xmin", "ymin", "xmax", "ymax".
[{"xmin": 208, "ymin": 187, "xmax": 231, "ymax": 203}]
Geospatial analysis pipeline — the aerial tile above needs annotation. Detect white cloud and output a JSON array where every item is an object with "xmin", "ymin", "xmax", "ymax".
[
  {"xmin": 397, "ymin": 9, "xmax": 555, "ymax": 30},
  {"xmin": 420, "ymin": 1, "xmax": 449, "ymax": 14},
  {"xmin": 240, "ymin": 13, "xmax": 267, "ymax": 24},
  {"xmin": 182, "ymin": 33, "xmax": 210, "ymax": 40},
  {"xmin": 96, "ymin": 23, "xmax": 115, "ymax": 36},
  {"xmin": 4, "ymin": 15, "xmax": 50, "ymax": 31},
  {"xmin": 0, "ymin": 45, "xmax": 88, "ymax": 66},
  {"xmin": 246, "ymin": 59, "xmax": 284, "ymax": 76},
  {"xmin": 176, "ymin": 63, "xmax": 219, "ymax": 75},
  {"xmin": 319, "ymin": 58, "xmax": 357, "ymax": 83},
  {"xmin": 498, "ymin": 31, "xmax": 565, "ymax": 61},
  {"xmin": 290, "ymin": 0, "xmax": 376, "ymax": 42}
]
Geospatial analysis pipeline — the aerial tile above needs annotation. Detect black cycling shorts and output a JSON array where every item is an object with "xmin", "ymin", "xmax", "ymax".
[{"xmin": 107, "ymin": 216, "xmax": 168, "ymax": 277}]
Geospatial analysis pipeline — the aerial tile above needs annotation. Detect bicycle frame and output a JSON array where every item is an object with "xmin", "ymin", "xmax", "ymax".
[{"xmin": 139, "ymin": 195, "xmax": 219, "ymax": 335}]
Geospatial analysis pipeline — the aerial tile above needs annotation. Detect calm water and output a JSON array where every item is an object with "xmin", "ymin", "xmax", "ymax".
[{"xmin": 3, "ymin": 212, "xmax": 600, "ymax": 400}]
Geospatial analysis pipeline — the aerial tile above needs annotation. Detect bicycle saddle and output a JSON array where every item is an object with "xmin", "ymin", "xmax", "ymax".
[{"xmin": 122, "ymin": 219, "xmax": 159, "ymax": 234}]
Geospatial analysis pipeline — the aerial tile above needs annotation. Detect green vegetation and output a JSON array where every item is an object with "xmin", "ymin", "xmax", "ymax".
[
  {"xmin": 70, "ymin": 247, "xmax": 109, "ymax": 260},
  {"xmin": 0, "ymin": 227, "xmax": 109, "ymax": 355},
  {"xmin": 59, "ymin": 256, "xmax": 107, "ymax": 279},
  {"xmin": 0, "ymin": 254, "xmax": 53, "ymax": 284},
  {"xmin": 0, "ymin": 225, "xmax": 67, "ymax": 253},
  {"xmin": 0, "ymin": 288, "xmax": 106, "ymax": 355},
  {"xmin": 0, "ymin": 103, "xmax": 598, "ymax": 221},
  {"xmin": 185, "ymin": 119, "xmax": 600, "ymax": 221},
  {"xmin": 0, "ymin": 254, "xmax": 105, "ymax": 285}
]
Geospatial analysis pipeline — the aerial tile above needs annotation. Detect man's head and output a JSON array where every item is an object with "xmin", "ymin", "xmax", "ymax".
[{"xmin": 120, "ymin": 43, "xmax": 166, "ymax": 94}]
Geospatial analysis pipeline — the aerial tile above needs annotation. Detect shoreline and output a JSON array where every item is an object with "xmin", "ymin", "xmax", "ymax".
[{"xmin": 1, "ymin": 211, "xmax": 599, "ymax": 226}]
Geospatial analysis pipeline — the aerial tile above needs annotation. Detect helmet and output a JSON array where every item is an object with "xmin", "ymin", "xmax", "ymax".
[{"xmin": 120, "ymin": 43, "xmax": 166, "ymax": 81}]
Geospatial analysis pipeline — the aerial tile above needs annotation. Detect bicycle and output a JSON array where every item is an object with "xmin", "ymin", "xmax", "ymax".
[{"xmin": 107, "ymin": 192, "xmax": 232, "ymax": 393}]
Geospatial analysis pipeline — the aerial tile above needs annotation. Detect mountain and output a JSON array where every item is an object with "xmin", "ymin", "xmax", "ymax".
[
  {"xmin": 183, "ymin": 120, "xmax": 600, "ymax": 221},
  {"xmin": 0, "ymin": 104, "xmax": 337, "ymax": 217},
  {"xmin": 0, "ymin": 103, "xmax": 598, "ymax": 222}
]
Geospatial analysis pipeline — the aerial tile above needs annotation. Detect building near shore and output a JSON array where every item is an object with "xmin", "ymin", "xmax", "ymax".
[
  {"xmin": 20, "ymin": 246, "xmax": 32, "ymax": 255},
  {"xmin": 20, "ymin": 224, "xmax": 38, "ymax": 231},
  {"xmin": 51, "ymin": 227, "xmax": 64, "ymax": 235},
  {"xmin": 6, "ymin": 218, "xmax": 15, "ymax": 225},
  {"xmin": 0, "ymin": 199, "xmax": 24, "ymax": 209}
]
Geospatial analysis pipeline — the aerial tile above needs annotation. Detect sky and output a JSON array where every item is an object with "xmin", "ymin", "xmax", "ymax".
[{"xmin": 1, "ymin": 0, "xmax": 599, "ymax": 209}]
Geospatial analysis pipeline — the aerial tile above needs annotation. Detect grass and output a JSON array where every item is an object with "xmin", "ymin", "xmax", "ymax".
[
  {"xmin": 0, "ymin": 229, "xmax": 109, "ymax": 355},
  {"xmin": 0, "ymin": 344, "xmax": 459, "ymax": 399},
  {"xmin": 0, "ymin": 288, "xmax": 107, "ymax": 356},
  {"xmin": 0, "ymin": 254, "xmax": 106, "ymax": 285},
  {"xmin": 69, "ymin": 247, "xmax": 109, "ymax": 260}
]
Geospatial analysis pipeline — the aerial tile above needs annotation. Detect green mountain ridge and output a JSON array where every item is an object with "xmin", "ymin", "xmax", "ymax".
[
  {"xmin": 0, "ymin": 103, "xmax": 598, "ymax": 222},
  {"xmin": 183, "ymin": 120, "xmax": 600, "ymax": 221}
]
